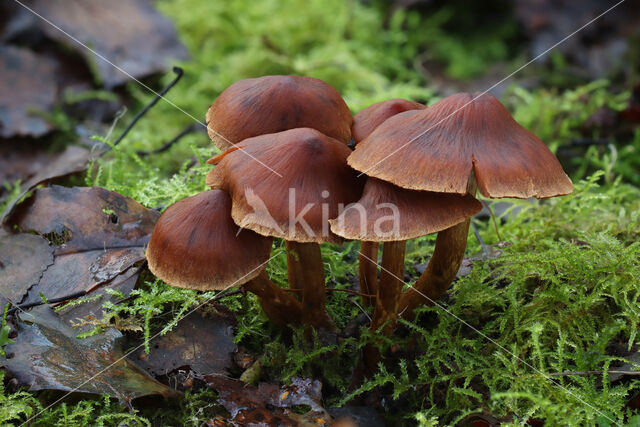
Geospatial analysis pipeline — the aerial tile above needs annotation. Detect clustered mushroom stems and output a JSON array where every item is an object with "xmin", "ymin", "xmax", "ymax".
[
  {"xmin": 398, "ymin": 177, "xmax": 478, "ymax": 320},
  {"xmin": 146, "ymin": 81, "xmax": 572, "ymax": 388}
]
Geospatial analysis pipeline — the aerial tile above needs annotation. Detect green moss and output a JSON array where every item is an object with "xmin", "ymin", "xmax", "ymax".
[{"xmin": 3, "ymin": 1, "xmax": 640, "ymax": 425}]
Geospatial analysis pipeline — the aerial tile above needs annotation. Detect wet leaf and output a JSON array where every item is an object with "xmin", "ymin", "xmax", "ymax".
[
  {"xmin": 205, "ymin": 376, "xmax": 329, "ymax": 426},
  {"xmin": 1, "ymin": 145, "xmax": 93, "ymax": 223},
  {"xmin": 132, "ymin": 307, "xmax": 237, "ymax": 377},
  {"xmin": 22, "ymin": 0, "xmax": 189, "ymax": 88},
  {"xmin": 1, "ymin": 305, "xmax": 179, "ymax": 401},
  {"xmin": 0, "ymin": 44, "xmax": 59, "ymax": 137},
  {"xmin": 5, "ymin": 185, "xmax": 159, "ymax": 305},
  {"xmin": 56, "ymin": 266, "xmax": 140, "ymax": 333},
  {"xmin": 0, "ymin": 232, "xmax": 53, "ymax": 309}
]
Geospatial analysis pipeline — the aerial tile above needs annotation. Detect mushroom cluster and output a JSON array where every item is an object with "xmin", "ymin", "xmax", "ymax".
[{"xmin": 146, "ymin": 76, "xmax": 573, "ymax": 340}]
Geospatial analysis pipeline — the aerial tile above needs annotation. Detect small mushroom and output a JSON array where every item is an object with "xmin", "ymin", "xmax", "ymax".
[
  {"xmin": 350, "ymin": 99, "xmax": 426, "ymax": 307},
  {"xmin": 206, "ymin": 75, "xmax": 353, "ymax": 150},
  {"xmin": 146, "ymin": 189, "xmax": 303, "ymax": 325},
  {"xmin": 348, "ymin": 92, "xmax": 573, "ymax": 320},
  {"xmin": 207, "ymin": 128, "xmax": 365, "ymax": 329}
]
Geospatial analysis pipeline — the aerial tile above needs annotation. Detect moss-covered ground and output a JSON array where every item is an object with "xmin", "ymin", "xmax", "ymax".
[{"xmin": 1, "ymin": 0, "xmax": 639, "ymax": 425}]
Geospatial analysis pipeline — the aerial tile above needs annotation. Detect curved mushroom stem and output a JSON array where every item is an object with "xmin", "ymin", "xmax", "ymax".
[
  {"xmin": 397, "ymin": 179, "xmax": 477, "ymax": 320},
  {"xmin": 397, "ymin": 220, "xmax": 469, "ymax": 319},
  {"xmin": 286, "ymin": 241, "xmax": 336, "ymax": 330},
  {"xmin": 286, "ymin": 241, "xmax": 304, "ymax": 292},
  {"xmin": 358, "ymin": 241, "xmax": 379, "ymax": 307},
  {"xmin": 243, "ymin": 270, "xmax": 304, "ymax": 326},
  {"xmin": 370, "ymin": 240, "xmax": 406, "ymax": 334}
]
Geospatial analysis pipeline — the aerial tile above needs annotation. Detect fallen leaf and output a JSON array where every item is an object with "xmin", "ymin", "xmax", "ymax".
[
  {"xmin": 1, "ymin": 145, "xmax": 93, "ymax": 223},
  {"xmin": 1, "ymin": 305, "xmax": 179, "ymax": 402},
  {"xmin": 0, "ymin": 232, "xmax": 53, "ymax": 309},
  {"xmin": 56, "ymin": 266, "xmax": 140, "ymax": 333},
  {"xmin": 8, "ymin": 185, "xmax": 158, "ymax": 253},
  {"xmin": 0, "ymin": 44, "xmax": 58, "ymax": 137},
  {"xmin": 4, "ymin": 185, "xmax": 159, "ymax": 305},
  {"xmin": 21, "ymin": 0, "xmax": 189, "ymax": 88},
  {"xmin": 205, "ymin": 376, "xmax": 329, "ymax": 426},
  {"xmin": 131, "ymin": 307, "xmax": 237, "ymax": 378}
]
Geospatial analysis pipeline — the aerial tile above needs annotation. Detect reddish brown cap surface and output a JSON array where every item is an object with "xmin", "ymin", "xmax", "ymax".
[
  {"xmin": 206, "ymin": 75, "xmax": 353, "ymax": 150},
  {"xmin": 348, "ymin": 93, "xmax": 573, "ymax": 199},
  {"xmin": 207, "ymin": 128, "xmax": 364, "ymax": 243},
  {"xmin": 146, "ymin": 190, "xmax": 273, "ymax": 290},
  {"xmin": 330, "ymin": 178, "xmax": 481, "ymax": 241},
  {"xmin": 352, "ymin": 98, "xmax": 425, "ymax": 144}
]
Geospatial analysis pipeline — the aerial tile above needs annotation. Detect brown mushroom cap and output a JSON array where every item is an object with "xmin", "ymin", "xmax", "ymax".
[
  {"xmin": 329, "ymin": 178, "xmax": 481, "ymax": 241},
  {"xmin": 207, "ymin": 128, "xmax": 364, "ymax": 243},
  {"xmin": 146, "ymin": 190, "xmax": 273, "ymax": 290},
  {"xmin": 206, "ymin": 75, "xmax": 353, "ymax": 150},
  {"xmin": 352, "ymin": 98, "xmax": 425, "ymax": 144},
  {"xmin": 348, "ymin": 92, "xmax": 573, "ymax": 199}
]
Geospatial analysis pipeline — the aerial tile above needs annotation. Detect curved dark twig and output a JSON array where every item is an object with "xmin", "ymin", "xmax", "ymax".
[
  {"xmin": 109, "ymin": 66, "xmax": 185, "ymax": 149},
  {"xmin": 136, "ymin": 122, "xmax": 205, "ymax": 157}
]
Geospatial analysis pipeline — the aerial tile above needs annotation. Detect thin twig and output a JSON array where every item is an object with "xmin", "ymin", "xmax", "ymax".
[
  {"xmin": 471, "ymin": 222, "xmax": 488, "ymax": 257},
  {"xmin": 110, "ymin": 66, "xmax": 184, "ymax": 148},
  {"xmin": 481, "ymin": 200, "xmax": 503, "ymax": 241},
  {"xmin": 136, "ymin": 122, "xmax": 205, "ymax": 157}
]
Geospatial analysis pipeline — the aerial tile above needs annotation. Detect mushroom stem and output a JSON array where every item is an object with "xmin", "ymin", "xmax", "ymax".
[
  {"xmin": 285, "ymin": 241, "xmax": 304, "ymax": 292},
  {"xmin": 397, "ymin": 220, "xmax": 469, "ymax": 319},
  {"xmin": 358, "ymin": 241, "xmax": 379, "ymax": 307},
  {"xmin": 370, "ymin": 240, "xmax": 406, "ymax": 334},
  {"xmin": 286, "ymin": 241, "xmax": 335, "ymax": 330},
  {"xmin": 243, "ymin": 270, "xmax": 304, "ymax": 326},
  {"xmin": 398, "ymin": 179, "xmax": 477, "ymax": 320},
  {"xmin": 363, "ymin": 240, "xmax": 405, "ymax": 374}
]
